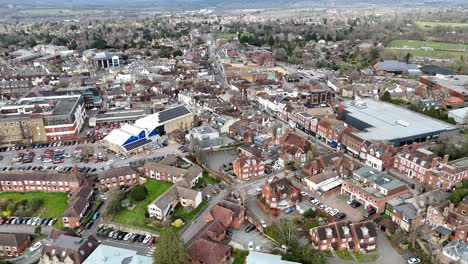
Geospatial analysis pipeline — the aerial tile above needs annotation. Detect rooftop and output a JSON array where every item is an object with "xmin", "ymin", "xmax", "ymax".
[
  {"xmin": 342, "ymin": 99, "xmax": 457, "ymax": 143},
  {"xmin": 83, "ymin": 244, "xmax": 153, "ymax": 264},
  {"xmin": 423, "ymin": 75, "xmax": 468, "ymax": 95}
]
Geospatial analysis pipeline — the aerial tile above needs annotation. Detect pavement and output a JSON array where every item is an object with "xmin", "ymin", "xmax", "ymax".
[{"xmin": 230, "ymin": 224, "xmax": 275, "ymax": 252}]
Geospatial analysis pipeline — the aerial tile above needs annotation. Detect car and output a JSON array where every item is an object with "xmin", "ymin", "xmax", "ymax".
[
  {"xmin": 132, "ymin": 234, "xmax": 140, "ymax": 243},
  {"xmin": 85, "ymin": 221, "xmax": 94, "ymax": 229},
  {"xmin": 248, "ymin": 241, "xmax": 254, "ymax": 251},
  {"xmin": 335, "ymin": 212, "xmax": 347, "ymax": 220},
  {"xmin": 124, "ymin": 233, "xmax": 133, "ymax": 241},
  {"xmin": 48, "ymin": 219, "xmax": 56, "ymax": 226},
  {"xmin": 108, "ymin": 230, "xmax": 116, "ymax": 238},
  {"xmin": 142, "ymin": 235, "xmax": 151, "ymax": 244},
  {"xmin": 29, "ymin": 241, "xmax": 43, "ymax": 253},
  {"xmin": 350, "ymin": 201, "xmax": 361, "ymax": 208},
  {"xmin": 318, "ymin": 204, "xmax": 326, "ymax": 210},
  {"xmin": 300, "ymin": 191, "xmax": 308, "ymax": 196},
  {"xmin": 137, "ymin": 235, "xmax": 145, "ymax": 243},
  {"xmin": 407, "ymin": 257, "xmax": 421, "ymax": 264},
  {"xmin": 112, "ymin": 231, "xmax": 120, "ymax": 240},
  {"xmin": 40, "ymin": 218, "xmax": 49, "ymax": 225},
  {"xmin": 329, "ymin": 209, "xmax": 339, "ymax": 216},
  {"xmin": 255, "ymin": 245, "xmax": 262, "ymax": 252},
  {"xmin": 245, "ymin": 224, "xmax": 256, "ymax": 233},
  {"xmin": 0, "ymin": 218, "xmax": 6, "ymax": 225},
  {"xmin": 260, "ymin": 220, "xmax": 267, "ymax": 228},
  {"xmin": 147, "ymin": 236, "xmax": 155, "ymax": 246},
  {"xmin": 284, "ymin": 207, "xmax": 295, "ymax": 214},
  {"xmin": 256, "ymin": 187, "xmax": 262, "ymax": 193},
  {"xmin": 363, "ymin": 209, "xmax": 377, "ymax": 218},
  {"xmin": 92, "ymin": 212, "xmax": 100, "ymax": 221},
  {"xmin": 107, "ymin": 159, "xmax": 114, "ymax": 165},
  {"xmin": 346, "ymin": 199, "xmax": 355, "ymax": 205},
  {"xmin": 312, "ymin": 199, "xmax": 320, "ymax": 206},
  {"xmin": 53, "ymin": 159, "xmax": 64, "ymax": 164},
  {"xmin": 98, "ymin": 194, "xmax": 108, "ymax": 201}
]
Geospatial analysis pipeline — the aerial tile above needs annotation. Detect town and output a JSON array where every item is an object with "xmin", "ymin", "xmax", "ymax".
[{"xmin": 0, "ymin": 3, "xmax": 466, "ymax": 264}]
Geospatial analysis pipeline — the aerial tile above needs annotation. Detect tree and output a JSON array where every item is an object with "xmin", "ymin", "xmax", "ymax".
[
  {"xmin": 129, "ymin": 185, "xmax": 148, "ymax": 202},
  {"xmin": 6, "ymin": 203, "xmax": 17, "ymax": 213},
  {"xmin": 172, "ymin": 50, "xmax": 183, "ymax": 57},
  {"xmin": 30, "ymin": 198, "xmax": 43, "ymax": 211},
  {"xmin": 306, "ymin": 145, "xmax": 318, "ymax": 162},
  {"xmin": 34, "ymin": 226, "xmax": 42, "ymax": 235},
  {"xmin": 284, "ymin": 240, "xmax": 326, "ymax": 264},
  {"xmin": 268, "ymin": 220, "xmax": 297, "ymax": 246},
  {"xmin": 89, "ymin": 39, "xmax": 108, "ymax": 49},
  {"xmin": 404, "ymin": 52, "xmax": 412, "ymax": 64},
  {"xmin": 380, "ymin": 91, "xmax": 391, "ymax": 102},
  {"xmin": 153, "ymin": 228, "xmax": 188, "ymax": 264},
  {"xmin": 105, "ymin": 192, "xmax": 123, "ymax": 217}
]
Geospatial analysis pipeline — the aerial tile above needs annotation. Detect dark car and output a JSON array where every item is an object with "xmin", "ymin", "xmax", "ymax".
[
  {"xmin": 226, "ymin": 229, "xmax": 233, "ymax": 237},
  {"xmin": 118, "ymin": 232, "xmax": 126, "ymax": 240},
  {"xmin": 85, "ymin": 221, "xmax": 94, "ymax": 230},
  {"xmin": 335, "ymin": 213, "xmax": 347, "ymax": 220},
  {"xmin": 6, "ymin": 218, "xmax": 13, "ymax": 224},
  {"xmin": 131, "ymin": 234, "xmax": 140, "ymax": 243},
  {"xmin": 363, "ymin": 209, "xmax": 377, "ymax": 218},
  {"xmin": 137, "ymin": 235, "xmax": 145, "ymax": 243},
  {"xmin": 245, "ymin": 224, "xmax": 256, "ymax": 233},
  {"xmin": 350, "ymin": 201, "xmax": 361, "ymax": 208}
]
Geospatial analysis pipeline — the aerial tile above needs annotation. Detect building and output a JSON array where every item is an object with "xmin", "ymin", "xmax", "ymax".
[
  {"xmin": 0, "ymin": 95, "xmax": 86, "ymax": 142},
  {"xmin": 0, "ymin": 233, "xmax": 31, "ymax": 257},
  {"xmin": 98, "ymin": 167, "xmax": 139, "ymax": 189},
  {"xmin": 419, "ymin": 75, "xmax": 468, "ymax": 102},
  {"xmin": 441, "ymin": 240, "xmax": 468, "ymax": 264},
  {"xmin": 82, "ymin": 244, "xmax": 153, "ymax": 264},
  {"xmin": 0, "ymin": 115, "xmax": 46, "ymax": 144},
  {"xmin": 426, "ymin": 198, "xmax": 468, "ymax": 243},
  {"xmin": 449, "ymin": 107, "xmax": 468, "ymax": 126},
  {"xmin": 92, "ymin": 52, "xmax": 122, "ymax": 68},
  {"xmin": 148, "ymin": 185, "xmax": 202, "ymax": 220},
  {"xmin": 419, "ymin": 65, "xmax": 456, "ymax": 76},
  {"xmin": 62, "ymin": 186, "xmax": 94, "ymax": 228},
  {"xmin": 262, "ymin": 177, "xmax": 300, "ymax": 210},
  {"xmin": 143, "ymin": 157, "xmax": 203, "ymax": 188},
  {"xmin": 339, "ymin": 99, "xmax": 458, "ymax": 147},
  {"xmin": 393, "ymin": 148, "xmax": 442, "ymax": 185},
  {"xmin": 41, "ymin": 233, "xmax": 99, "ymax": 264},
  {"xmin": 232, "ymin": 155, "xmax": 265, "ymax": 180},
  {"xmin": 246, "ymin": 251, "xmax": 301, "ymax": 264},
  {"xmin": 205, "ymin": 199, "xmax": 246, "ymax": 229},
  {"xmin": 341, "ymin": 167, "xmax": 409, "ymax": 214},
  {"xmin": 103, "ymin": 105, "xmax": 194, "ymax": 155},
  {"xmin": 303, "ymin": 171, "xmax": 341, "ymax": 193},
  {"xmin": 310, "ymin": 220, "xmax": 377, "ymax": 252},
  {"xmin": 374, "ymin": 60, "xmax": 420, "ymax": 75},
  {"xmin": 0, "ymin": 172, "xmax": 85, "ymax": 193}
]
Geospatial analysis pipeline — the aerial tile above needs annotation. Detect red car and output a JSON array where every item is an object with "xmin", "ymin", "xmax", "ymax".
[
  {"xmin": 0, "ymin": 218, "xmax": 6, "ymax": 225},
  {"xmin": 53, "ymin": 159, "xmax": 64, "ymax": 164},
  {"xmin": 146, "ymin": 236, "xmax": 156, "ymax": 246}
]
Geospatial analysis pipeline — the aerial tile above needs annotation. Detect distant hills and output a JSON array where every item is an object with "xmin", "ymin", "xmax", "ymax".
[{"xmin": 0, "ymin": 0, "xmax": 467, "ymax": 10}]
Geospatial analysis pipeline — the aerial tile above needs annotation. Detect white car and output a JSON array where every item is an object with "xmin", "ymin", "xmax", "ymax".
[
  {"xmin": 124, "ymin": 233, "xmax": 133, "ymax": 241},
  {"xmin": 43, "ymin": 158, "xmax": 53, "ymax": 163},
  {"xmin": 63, "ymin": 154, "xmax": 71, "ymax": 158},
  {"xmin": 346, "ymin": 199, "xmax": 354, "ymax": 205},
  {"xmin": 55, "ymin": 166, "xmax": 63, "ymax": 171},
  {"xmin": 407, "ymin": 257, "xmax": 421, "ymax": 264},
  {"xmin": 300, "ymin": 191, "xmax": 308, "ymax": 196},
  {"xmin": 248, "ymin": 241, "xmax": 254, "ymax": 251},
  {"xmin": 108, "ymin": 231, "xmax": 116, "ymax": 238},
  {"xmin": 329, "ymin": 209, "xmax": 339, "ymax": 216},
  {"xmin": 48, "ymin": 219, "xmax": 56, "ymax": 226},
  {"xmin": 36, "ymin": 156, "xmax": 42, "ymax": 160},
  {"xmin": 27, "ymin": 219, "xmax": 34, "ymax": 225},
  {"xmin": 312, "ymin": 200, "xmax": 321, "ymax": 206},
  {"xmin": 256, "ymin": 187, "xmax": 262, "ymax": 193},
  {"xmin": 260, "ymin": 220, "xmax": 267, "ymax": 228},
  {"xmin": 98, "ymin": 194, "xmax": 108, "ymax": 201},
  {"xmin": 255, "ymin": 245, "xmax": 262, "ymax": 252},
  {"xmin": 142, "ymin": 235, "xmax": 151, "ymax": 244},
  {"xmin": 107, "ymin": 159, "xmax": 114, "ymax": 165},
  {"xmin": 29, "ymin": 241, "xmax": 43, "ymax": 253}
]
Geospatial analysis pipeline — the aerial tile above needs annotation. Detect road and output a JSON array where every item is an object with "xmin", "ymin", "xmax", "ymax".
[{"xmin": 181, "ymin": 188, "xmax": 229, "ymax": 243}]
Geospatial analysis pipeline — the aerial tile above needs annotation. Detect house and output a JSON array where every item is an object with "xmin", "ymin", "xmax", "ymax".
[
  {"xmin": 341, "ymin": 166, "xmax": 409, "ymax": 214},
  {"xmin": 205, "ymin": 199, "xmax": 246, "ymax": 229},
  {"xmin": 262, "ymin": 177, "xmax": 300, "ymax": 210},
  {"xmin": 310, "ymin": 220, "xmax": 377, "ymax": 252},
  {"xmin": 98, "ymin": 167, "xmax": 139, "ymax": 189},
  {"xmin": 426, "ymin": 198, "xmax": 468, "ymax": 243},
  {"xmin": 41, "ymin": 234, "xmax": 99, "ymax": 264},
  {"xmin": 316, "ymin": 117, "xmax": 347, "ymax": 146},
  {"xmin": 0, "ymin": 233, "xmax": 31, "ymax": 257},
  {"xmin": 393, "ymin": 148, "xmax": 442, "ymax": 185},
  {"xmin": 232, "ymin": 155, "xmax": 265, "ymax": 180},
  {"xmin": 441, "ymin": 240, "xmax": 468, "ymax": 264},
  {"xmin": 143, "ymin": 159, "xmax": 203, "ymax": 188},
  {"xmin": 62, "ymin": 186, "xmax": 94, "ymax": 228},
  {"xmin": 187, "ymin": 237, "xmax": 231, "ymax": 264},
  {"xmin": 0, "ymin": 172, "xmax": 86, "ymax": 193},
  {"xmin": 147, "ymin": 185, "xmax": 202, "ymax": 220},
  {"xmin": 303, "ymin": 170, "xmax": 341, "ymax": 193}
]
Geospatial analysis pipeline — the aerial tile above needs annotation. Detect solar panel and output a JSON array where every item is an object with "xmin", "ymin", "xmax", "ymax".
[
  {"xmin": 158, "ymin": 105, "xmax": 191, "ymax": 123},
  {"xmin": 123, "ymin": 138, "xmax": 152, "ymax": 151}
]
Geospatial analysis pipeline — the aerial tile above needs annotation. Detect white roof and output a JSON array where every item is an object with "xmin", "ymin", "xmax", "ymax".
[
  {"xmin": 120, "ymin": 123, "xmax": 144, "ymax": 136},
  {"xmin": 105, "ymin": 129, "xmax": 133, "ymax": 146},
  {"xmin": 83, "ymin": 244, "xmax": 153, "ymax": 264},
  {"xmin": 135, "ymin": 114, "xmax": 161, "ymax": 130}
]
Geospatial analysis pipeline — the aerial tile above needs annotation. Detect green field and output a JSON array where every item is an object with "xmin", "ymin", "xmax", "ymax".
[
  {"xmin": 0, "ymin": 192, "xmax": 68, "ymax": 218},
  {"xmin": 216, "ymin": 32, "xmax": 250, "ymax": 40},
  {"xmin": 112, "ymin": 180, "xmax": 173, "ymax": 231},
  {"xmin": 416, "ymin": 21, "xmax": 468, "ymax": 30},
  {"xmin": 385, "ymin": 39, "xmax": 468, "ymax": 59}
]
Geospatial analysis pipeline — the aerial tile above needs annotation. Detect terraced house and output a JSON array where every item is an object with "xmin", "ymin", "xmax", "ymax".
[{"xmin": 0, "ymin": 172, "xmax": 86, "ymax": 192}]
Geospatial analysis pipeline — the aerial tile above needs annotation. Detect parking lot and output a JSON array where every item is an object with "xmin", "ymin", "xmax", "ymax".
[
  {"xmin": 205, "ymin": 149, "xmax": 237, "ymax": 174},
  {"xmin": 319, "ymin": 192, "xmax": 366, "ymax": 222},
  {"xmin": 96, "ymin": 224, "xmax": 156, "ymax": 257},
  {"xmin": 0, "ymin": 141, "xmax": 184, "ymax": 172},
  {"xmin": 230, "ymin": 224, "xmax": 276, "ymax": 252}
]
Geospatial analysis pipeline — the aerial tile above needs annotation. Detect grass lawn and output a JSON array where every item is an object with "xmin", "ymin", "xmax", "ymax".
[
  {"xmin": 216, "ymin": 32, "xmax": 250, "ymax": 40},
  {"xmin": 385, "ymin": 39, "xmax": 468, "ymax": 59},
  {"xmin": 232, "ymin": 249, "xmax": 249, "ymax": 264},
  {"xmin": 416, "ymin": 21, "xmax": 468, "ymax": 30},
  {"xmin": 335, "ymin": 250, "xmax": 354, "ymax": 260},
  {"xmin": 354, "ymin": 252, "xmax": 379, "ymax": 262},
  {"xmin": 387, "ymin": 39, "xmax": 468, "ymax": 51},
  {"xmin": 173, "ymin": 199, "xmax": 208, "ymax": 221},
  {"xmin": 0, "ymin": 192, "xmax": 68, "ymax": 219},
  {"xmin": 112, "ymin": 180, "xmax": 172, "ymax": 231},
  {"xmin": 194, "ymin": 171, "xmax": 221, "ymax": 189}
]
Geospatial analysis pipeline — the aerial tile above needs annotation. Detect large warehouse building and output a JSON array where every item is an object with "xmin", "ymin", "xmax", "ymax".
[
  {"xmin": 103, "ymin": 105, "xmax": 194, "ymax": 155},
  {"xmin": 339, "ymin": 99, "xmax": 458, "ymax": 147}
]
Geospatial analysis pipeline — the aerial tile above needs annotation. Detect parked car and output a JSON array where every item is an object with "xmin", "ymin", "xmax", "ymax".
[
  {"xmin": 245, "ymin": 224, "xmax": 256, "ymax": 233},
  {"xmin": 285, "ymin": 207, "xmax": 295, "ymax": 214},
  {"xmin": 335, "ymin": 213, "xmax": 347, "ymax": 220},
  {"xmin": 300, "ymin": 191, "xmax": 308, "ymax": 196},
  {"xmin": 142, "ymin": 235, "xmax": 151, "ymax": 244},
  {"xmin": 248, "ymin": 241, "xmax": 254, "ymax": 251},
  {"xmin": 92, "ymin": 212, "xmax": 100, "ymax": 221},
  {"xmin": 29, "ymin": 241, "xmax": 43, "ymax": 253},
  {"xmin": 407, "ymin": 258, "xmax": 421, "ymax": 264},
  {"xmin": 48, "ymin": 219, "xmax": 56, "ymax": 226},
  {"xmin": 346, "ymin": 199, "xmax": 354, "ymax": 205},
  {"xmin": 85, "ymin": 221, "xmax": 94, "ymax": 229},
  {"xmin": 147, "ymin": 236, "xmax": 155, "ymax": 246},
  {"xmin": 260, "ymin": 220, "xmax": 267, "ymax": 228},
  {"xmin": 350, "ymin": 200, "xmax": 361, "ymax": 208},
  {"xmin": 363, "ymin": 209, "xmax": 377, "ymax": 218},
  {"xmin": 124, "ymin": 233, "xmax": 133, "ymax": 241}
]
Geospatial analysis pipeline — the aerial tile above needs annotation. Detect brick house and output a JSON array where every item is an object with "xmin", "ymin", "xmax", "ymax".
[
  {"xmin": 98, "ymin": 167, "xmax": 139, "ymax": 189},
  {"xmin": 205, "ymin": 199, "xmax": 246, "ymax": 229},
  {"xmin": 426, "ymin": 198, "xmax": 468, "ymax": 243},
  {"xmin": 0, "ymin": 172, "xmax": 85, "ymax": 192},
  {"xmin": 41, "ymin": 233, "xmax": 99, "ymax": 264},
  {"xmin": 232, "ymin": 155, "xmax": 265, "ymax": 180},
  {"xmin": 341, "ymin": 167, "xmax": 409, "ymax": 214},
  {"xmin": 316, "ymin": 117, "xmax": 348, "ymax": 145},
  {"xmin": 262, "ymin": 177, "xmax": 300, "ymax": 210},
  {"xmin": 0, "ymin": 233, "xmax": 31, "ymax": 257},
  {"xmin": 393, "ymin": 148, "xmax": 442, "ymax": 185},
  {"xmin": 310, "ymin": 220, "xmax": 377, "ymax": 252},
  {"xmin": 62, "ymin": 186, "xmax": 94, "ymax": 228},
  {"xmin": 143, "ymin": 158, "xmax": 203, "ymax": 187}
]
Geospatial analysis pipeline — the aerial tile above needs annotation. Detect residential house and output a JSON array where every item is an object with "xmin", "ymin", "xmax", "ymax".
[
  {"xmin": 205, "ymin": 199, "xmax": 246, "ymax": 229},
  {"xmin": 316, "ymin": 117, "xmax": 348, "ymax": 146},
  {"xmin": 262, "ymin": 177, "xmax": 300, "ymax": 210},
  {"xmin": 441, "ymin": 240, "xmax": 468, "ymax": 264},
  {"xmin": 0, "ymin": 172, "xmax": 85, "ymax": 193},
  {"xmin": 41, "ymin": 234, "xmax": 99, "ymax": 264},
  {"xmin": 143, "ymin": 159, "xmax": 203, "ymax": 188},
  {"xmin": 98, "ymin": 167, "xmax": 139, "ymax": 189},
  {"xmin": 341, "ymin": 167, "xmax": 409, "ymax": 214},
  {"xmin": 232, "ymin": 155, "xmax": 265, "ymax": 180},
  {"xmin": 62, "ymin": 186, "xmax": 94, "ymax": 228},
  {"xmin": 426, "ymin": 198, "xmax": 468, "ymax": 243},
  {"xmin": 147, "ymin": 185, "xmax": 202, "ymax": 220},
  {"xmin": 0, "ymin": 233, "xmax": 31, "ymax": 257}
]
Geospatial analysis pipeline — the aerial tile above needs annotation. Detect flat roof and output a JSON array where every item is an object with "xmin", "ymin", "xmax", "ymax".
[
  {"xmin": 83, "ymin": 244, "xmax": 153, "ymax": 264},
  {"xmin": 353, "ymin": 166, "xmax": 406, "ymax": 192},
  {"xmin": 342, "ymin": 99, "xmax": 457, "ymax": 142},
  {"xmin": 423, "ymin": 75, "xmax": 468, "ymax": 96}
]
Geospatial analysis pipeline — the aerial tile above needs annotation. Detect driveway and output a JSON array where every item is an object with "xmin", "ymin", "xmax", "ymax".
[
  {"xmin": 205, "ymin": 150, "xmax": 237, "ymax": 173},
  {"xmin": 327, "ymin": 230, "xmax": 406, "ymax": 264},
  {"xmin": 319, "ymin": 192, "xmax": 365, "ymax": 222},
  {"xmin": 230, "ymin": 224, "xmax": 275, "ymax": 252}
]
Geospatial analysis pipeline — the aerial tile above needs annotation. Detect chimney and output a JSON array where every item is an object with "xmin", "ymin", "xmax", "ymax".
[
  {"xmin": 443, "ymin": 154, "xmax": 449, "ymax": 164},
  {"xmin": 443, "ymin": 206, "xmax": 449, "ymax": 217},
  {"xmin": 337, "ymin": 104, "xmax": 345, "ymax": 120},
  {"xmin": 431, "ymin": 157, "xmax": 438, "ymax": 168},
  {"xmin": 325, "ymin": 227, "xmax": 333, "ymax": 238}
]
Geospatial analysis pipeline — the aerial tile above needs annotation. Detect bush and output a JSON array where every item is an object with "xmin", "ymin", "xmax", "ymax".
[
  {"xmin": 303, "ymin": 209, "xmax": 316, "ymax": 218},
  {"xmin": 129, "ymin": 185, "xmax": 148, "ymax": 202}
]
